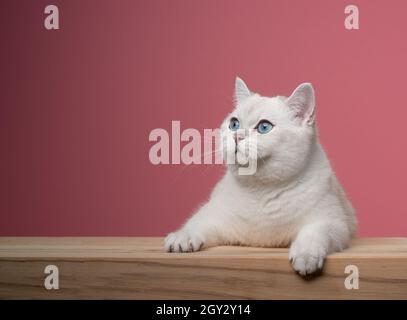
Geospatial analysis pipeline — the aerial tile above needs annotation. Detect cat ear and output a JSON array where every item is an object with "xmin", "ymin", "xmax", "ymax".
[
  {"xmin": 286, "ymin": 83, "xmax": 316, "ymax": 125},
  {"xmin": 235, "ymin": 77, "xmax": 251, "ymax": 103}
]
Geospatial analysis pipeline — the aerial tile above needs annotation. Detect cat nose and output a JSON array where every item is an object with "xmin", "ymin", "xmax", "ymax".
[{"xmin": 234, "ymin": 132, "xmax": 245, "ymax": 142}]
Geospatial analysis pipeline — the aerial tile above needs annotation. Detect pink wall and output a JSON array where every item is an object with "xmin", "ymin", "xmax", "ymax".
[{"xmin": 1, "ymin": 0, "xmax": 406, "ymax": 237}]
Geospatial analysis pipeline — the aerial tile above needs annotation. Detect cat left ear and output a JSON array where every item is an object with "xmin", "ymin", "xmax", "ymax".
[
  {"xmin": 286, "ymin": 83, "xmax": 316, "ymax": 125},
  {"xmin": 235, "ymin": 77, "xmax": 251, "ymax": 104}
]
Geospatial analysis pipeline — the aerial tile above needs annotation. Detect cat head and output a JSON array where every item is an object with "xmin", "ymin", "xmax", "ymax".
[{"xmin": 220, "ymin": 77, "xmax": 317, "ymax": 182}]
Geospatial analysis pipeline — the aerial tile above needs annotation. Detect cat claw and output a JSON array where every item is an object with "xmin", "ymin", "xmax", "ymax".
[{"xmin": 164, "ymin": 230, "xmax": 204, "ymax": 253}]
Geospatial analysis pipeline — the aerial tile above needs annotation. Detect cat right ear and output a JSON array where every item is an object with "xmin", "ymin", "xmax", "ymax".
[
  {"xmin": 235, "ymin": 77, "xmax": 251, "ymax": 103},
  {"xmin": 286, "ymin": 83, "xmax": 316, "ymax": 126}
]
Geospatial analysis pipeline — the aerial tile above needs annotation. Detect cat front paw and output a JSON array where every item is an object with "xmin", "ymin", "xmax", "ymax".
[
  {"xmin": 164, "ymin": 230, "xmax": 204, "ymax": 253},
  {"xmin": 288, "ymin": 242, "xmax": 326, "ymax": 276}
]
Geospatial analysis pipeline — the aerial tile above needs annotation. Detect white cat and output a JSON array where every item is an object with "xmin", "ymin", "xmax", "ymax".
[{"xmin": 165, "ymin": 77, "xmax": 357, "ymax": 276}]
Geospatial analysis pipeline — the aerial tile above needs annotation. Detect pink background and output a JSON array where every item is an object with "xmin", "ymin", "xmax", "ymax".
[{"xmin": 1, "ymin": 0, "xmax": 406, "ymax": 237}]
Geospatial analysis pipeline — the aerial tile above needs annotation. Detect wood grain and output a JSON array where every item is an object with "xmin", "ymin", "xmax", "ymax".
[{"xmin": 0, "ymin": 237, "xmax": 406, "ymax": 299}]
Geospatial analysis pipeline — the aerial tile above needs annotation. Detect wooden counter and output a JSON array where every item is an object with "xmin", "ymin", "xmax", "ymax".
[{"xmin": 0, "ymin": 237, "xmax": 406, "ymax": 299}]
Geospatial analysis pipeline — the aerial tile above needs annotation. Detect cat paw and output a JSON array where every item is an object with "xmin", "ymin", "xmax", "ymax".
[
  {"xmin": 288, "ymin": 242, "xmax": 326, "ymax": 276},
  {"xmin": 164, "ymin": 230, "xmax": 204, "ymax": 253}
]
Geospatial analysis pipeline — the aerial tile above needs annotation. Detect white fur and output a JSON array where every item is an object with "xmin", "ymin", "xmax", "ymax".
[{"xmin": 165, "ymin": 78, "xmax": 357, "ymax": 276}]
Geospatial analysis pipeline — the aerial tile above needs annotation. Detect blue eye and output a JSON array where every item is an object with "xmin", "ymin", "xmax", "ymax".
[
  {"xmin": 229, "ymin": 117, "xmax": 240, "ymax": 131},
  {"xmin": 257, "ymin": 120, "xmax": 274, "ymax": 134}
]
